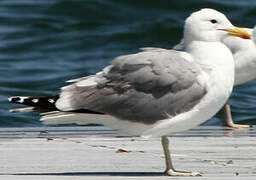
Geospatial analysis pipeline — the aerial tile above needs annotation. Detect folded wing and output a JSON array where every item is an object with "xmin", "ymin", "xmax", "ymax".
[{"xmin": 55, "ymin": 48, "xmax": 207, "ymax": 124}]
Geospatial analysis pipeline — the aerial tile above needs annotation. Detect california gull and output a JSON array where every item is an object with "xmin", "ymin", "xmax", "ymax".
[
  {"xmin": 220, "ymin": 27, "xmax": 255, "ymax": 128},
  {"xmin": 9, "ymin": 9, "xmax": 251, "ymax": 176}
]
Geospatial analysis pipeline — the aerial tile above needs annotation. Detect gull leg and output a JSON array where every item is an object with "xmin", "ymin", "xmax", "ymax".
[
  {"xmin": 161, "ymin": 136, "xmax": 201, "ymax": 176},
  {"xmin": 221, "ymin": 103, "xmax": 252, "ymax": 129}
]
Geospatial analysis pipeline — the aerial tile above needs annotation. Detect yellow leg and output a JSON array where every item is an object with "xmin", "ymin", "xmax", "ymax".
[
  {"xmin": 221, "ymin": 103, "xmax": 252, "ymax": 129},
  {"xmin": 161, "ymin": 136, "xmax": 201, "ymax": 176}
]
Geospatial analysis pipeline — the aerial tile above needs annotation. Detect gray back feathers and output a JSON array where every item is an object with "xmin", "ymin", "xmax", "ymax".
[{"xmin": 56, "ymin": 48, "xmax": 207, "ymax": 124}]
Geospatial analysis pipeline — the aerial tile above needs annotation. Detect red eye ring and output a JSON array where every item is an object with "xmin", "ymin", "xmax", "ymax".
[{"xmin": 211, "ymin": 19, "xmax": 217, "ymax": 24}]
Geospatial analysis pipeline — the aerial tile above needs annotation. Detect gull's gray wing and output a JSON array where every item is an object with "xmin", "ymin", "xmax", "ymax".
[{"xmin": 56, "ymin": 49, "xmax": 207, "ymax": 124}]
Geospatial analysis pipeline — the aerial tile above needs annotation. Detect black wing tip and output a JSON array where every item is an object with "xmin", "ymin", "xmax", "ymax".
[
  {"xmin": 8, "ymin": 96, "xmax": 42, "ymax": 105},
  {"xmin": 9, "ymin": 96, "xmax": 29, "ymax": 104},
  {"xmin": 8, "ymin": 95, "xmax": 59, "ymax": 113},
  {"xmin": 8, "ymin": 95, "xmax": 105, "ymax": 115}
]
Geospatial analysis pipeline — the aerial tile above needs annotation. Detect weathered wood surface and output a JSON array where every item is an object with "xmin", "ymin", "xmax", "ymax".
[{"xmin": 0, "ymin": 126, "xmax": 255, "ymax": 180}]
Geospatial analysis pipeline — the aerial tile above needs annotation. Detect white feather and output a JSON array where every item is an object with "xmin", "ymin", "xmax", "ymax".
[
  {"xmin": 41, "ymin": 113, "xmax": 154, "ymax": 136},
  {"xmin": 76, "ymin": 77, "xmax": 98, "ymax": 87},
  {"xmin": 32, "ymin": 99, "xmax": 39, "ymax": 103},
  {"xmin": 9, "ymin": 96, "xmax": 29, "ymax": 103}
]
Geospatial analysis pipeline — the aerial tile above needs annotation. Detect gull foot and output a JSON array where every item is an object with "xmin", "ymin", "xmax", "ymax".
[
  {"xmin": 221, "ymin": 103, "xmax": 253, "ymax": 129},
  {"xmin": 165, "ymin": 169, "xmax": 201, "ymax": 176},
  {"xmin": 227, "ymin": 122, "xmax": 252, "ymax": 129}
]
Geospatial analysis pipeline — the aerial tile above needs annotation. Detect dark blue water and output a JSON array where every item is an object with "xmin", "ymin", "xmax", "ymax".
[{"xmin": 1, "ymin": 0, "xmax": 256, "ymax": 127}]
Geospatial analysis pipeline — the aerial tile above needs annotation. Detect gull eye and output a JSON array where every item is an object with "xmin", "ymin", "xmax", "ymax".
[{"xmin": 210, "ymin": 19, "xmax": 217, "ymax": 24}]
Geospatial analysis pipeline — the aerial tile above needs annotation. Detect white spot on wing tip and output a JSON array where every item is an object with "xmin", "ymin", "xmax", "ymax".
[
  {"xmin": 18, "ymin": 97, "xmax": 25, "ymax": 103},
  {"xmin": 9, "ymin": 96, "xmax": 31, "ymax": 103},
  {"xmin": 32, "ymin": 99, "xmax": 39, "ymax": 103},
  {"xmin": 48, "ymin": 99, "xmax": 55, "ymax": 103}
]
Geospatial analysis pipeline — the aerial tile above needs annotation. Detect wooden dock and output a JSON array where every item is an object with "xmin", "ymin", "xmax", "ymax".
[{"xmin": 0, "ymin": 126, "xmax": 255, "ymax": 179}]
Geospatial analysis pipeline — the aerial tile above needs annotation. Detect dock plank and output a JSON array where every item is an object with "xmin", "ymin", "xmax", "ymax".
[{"xmin": 0, "ymin": 126, "xmax": 255, "ymax": 179}]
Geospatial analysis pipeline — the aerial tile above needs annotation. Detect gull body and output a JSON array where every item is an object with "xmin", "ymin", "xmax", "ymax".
[
  {"xmin": 44, "ymin": 41, "xmax": 234, "ymax": 138},
  {"xmin": 9, "ymin": 9, "xmax": 250, "ymax": 176},
  {"xmin": 223, "ymin": 28, "xmax": 256, "ymax": 86},
  {"xmin": 219, "ymin": 28, "xmax": 256, "ymax": 128}
]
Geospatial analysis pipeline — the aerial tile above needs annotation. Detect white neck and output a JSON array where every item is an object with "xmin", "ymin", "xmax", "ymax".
[{"xmin": 185, "ymin": 41, "xmax": 234, "ymax": 76}]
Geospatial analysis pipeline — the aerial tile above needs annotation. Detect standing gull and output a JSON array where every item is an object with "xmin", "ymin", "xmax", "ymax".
[
  {"xmin": 175, "ymin": 26, "xmax": 254, "ymax": 128},
  {"xmin": 9, "ymin": 9, "xmax": 250, "ymax": 176},
  {"xmin": 221, "ymin": 27, "xmax": 255, "ymax": 128}
]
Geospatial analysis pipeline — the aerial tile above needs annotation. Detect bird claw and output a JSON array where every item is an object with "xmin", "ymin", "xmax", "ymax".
[
  {"xmin": 227, "ymin": 123, "xmax": 252, "ymax": 129},
  {"xmin": 165, "ymin": 169, "xmax": 202, "ymax": 176}
]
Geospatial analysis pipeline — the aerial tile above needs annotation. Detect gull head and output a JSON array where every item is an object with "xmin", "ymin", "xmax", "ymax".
[{"xmin": 184, "ymin": 8, "xmax": 251, "ymax": 44}]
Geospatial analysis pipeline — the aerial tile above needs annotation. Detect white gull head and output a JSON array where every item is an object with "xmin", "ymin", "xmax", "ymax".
[{"xmin": 184, "ymin": 8, "xmax": 234, "ymax": 44}]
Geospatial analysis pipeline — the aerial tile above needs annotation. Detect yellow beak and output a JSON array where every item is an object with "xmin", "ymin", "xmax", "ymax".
[{"xmin": 219, "ymin": 27, "xmax": 251, "ymax": 39}]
